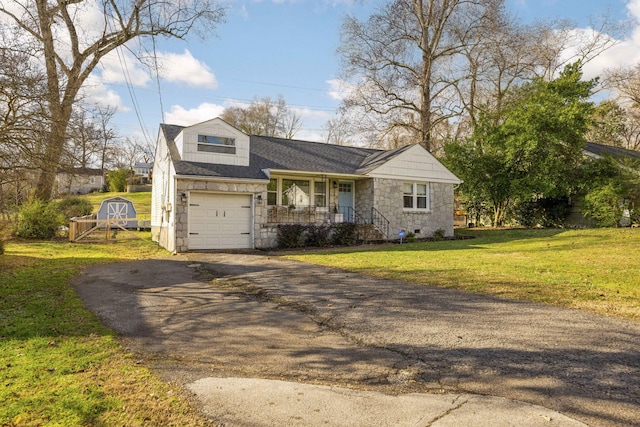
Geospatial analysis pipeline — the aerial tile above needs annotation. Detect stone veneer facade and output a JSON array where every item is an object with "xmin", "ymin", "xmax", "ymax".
[
  {"xmin": 160, "ymin": 177, "xmax": 454, "ymax": 252},
  {"xmin": 368, "ymin": 178, "xmax": 455, "ymax": 239}
]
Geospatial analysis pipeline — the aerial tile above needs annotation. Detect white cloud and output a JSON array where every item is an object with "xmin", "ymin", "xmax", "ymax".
[
  {"xmin": 560, "ymin": 1, "xmax": 640, "ymax": 80},
  {"xmin": 582, "ymin": 38, "xmax": 640, "ymax": 79},
  {"xmin": 99, "ymin": 49, "xmax": 152, "ymax": 86},
  {"xmin": 296, "ymin": 129, "xmax": 327, "ymax": 143},
  {"xmin": 628, "ymin": 0, "xmax": 640, "ymax": 20},
  {"xmin": 156, "ymin": 50, "xmax": 218, "ymax": 88},
  {"xmin": 164, "ymin": 103, "xmax": 226, "ymax": 126},
  {"xmin": 98, "ymin": 48, "xmax": 218, "ymax": 90},
  {"xmin": 291, "ymin": 106, "xmax": 334, "ymax": 122},
  {"xmin": 326, "ymin": 79, "xmax": 354, "ymax": 101},
  {"xmin": 238, "ymin": 5, "xmax": 249, "ymax": 20},
  {"xmin": 81, "ymin": 74, "xmax": 129, "ymax": 112}
]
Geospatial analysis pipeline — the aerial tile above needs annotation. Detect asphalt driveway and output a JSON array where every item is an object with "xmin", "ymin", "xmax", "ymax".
[{"xmin": 73, "ymin": 252, "xmax": 640, "ymax": 426}]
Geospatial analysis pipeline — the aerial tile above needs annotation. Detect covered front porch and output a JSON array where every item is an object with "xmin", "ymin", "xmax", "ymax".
[{"xmin": 261, "ymin": 173, "xmax": 390, "ymax": 243}]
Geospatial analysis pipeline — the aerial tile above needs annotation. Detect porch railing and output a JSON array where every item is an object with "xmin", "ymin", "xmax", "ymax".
[
  {"xmin": 351, "ymin": 207, "xmax": 390, "ymax": 241},
  {"xmin": 266, "ymin": 204, "xmax": 390, "ymax": 241},
  {"xmin": 370, "ymin": 207, "xmax": 390, "ymax": 240}
]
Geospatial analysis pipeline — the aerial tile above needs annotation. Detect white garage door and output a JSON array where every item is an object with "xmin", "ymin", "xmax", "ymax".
[{"xmin": 188, "ymin": 192, "xmax": 253, "ymax": 250}]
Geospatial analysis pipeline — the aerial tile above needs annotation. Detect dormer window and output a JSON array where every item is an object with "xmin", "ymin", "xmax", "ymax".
[{"xmin": 197, "ymin": 134, "xmax": 236, "ymax": 154}]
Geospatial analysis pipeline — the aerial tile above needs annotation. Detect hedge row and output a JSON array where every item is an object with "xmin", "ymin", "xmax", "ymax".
[{"xmin": 277, "ymin": 223, "xmax": 358, "ymax": 249}]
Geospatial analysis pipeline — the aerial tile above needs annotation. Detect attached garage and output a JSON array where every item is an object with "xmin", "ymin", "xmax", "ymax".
[{"xmin": 187, "ymin": 192, "xmax": 253, "ymax": 250}]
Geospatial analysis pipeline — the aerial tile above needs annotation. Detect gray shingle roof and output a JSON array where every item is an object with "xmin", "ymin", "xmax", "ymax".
[
  {"xmin": 160, "ymin": 124, "xmax": 411, "ymax": 180},
  {"xmin": 585, "ymin": 142, "xmax": 640, "ymax": 161},
  {"xmin": 161, "ymin": 124, "xmax": 184, "ymax": 145},
  {"xmin": 251, "ymin": 135, "xmax": 383, "ymax": 174}
]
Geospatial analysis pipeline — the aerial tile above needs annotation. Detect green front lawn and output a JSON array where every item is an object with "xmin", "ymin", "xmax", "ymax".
[
  {"xmin": 287, "ymin": 228, "xmax": 640, "ymax": 321},
  {"xmin": 3, "ymin": 228, "xmax": 638, "ymax": 425},
  {"xmin": 0, "ymin": 238, "xmax": 213, "ymax": 426}
]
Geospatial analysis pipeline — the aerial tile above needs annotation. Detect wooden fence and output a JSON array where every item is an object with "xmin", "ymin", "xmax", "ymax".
[{"xmin": 69, "ymin": 214, "xmax": 143, "ymax": 242}]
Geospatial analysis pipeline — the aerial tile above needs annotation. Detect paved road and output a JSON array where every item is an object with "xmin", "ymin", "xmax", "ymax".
[{"xmin": 73, "ymin": 252, "xmax": 640, "ymax": 426}]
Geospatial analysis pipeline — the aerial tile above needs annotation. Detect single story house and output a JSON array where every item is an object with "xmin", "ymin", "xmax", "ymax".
[
  {"xmin": 55, "ymin": 167, "xmax": 104, "ymax": 196},
  {"xmin": 151, "ymin": 118, "xmax": 461, "ymax": 252}
]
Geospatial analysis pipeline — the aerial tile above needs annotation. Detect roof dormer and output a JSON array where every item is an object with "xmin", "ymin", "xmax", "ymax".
[{"xmin": 176, "ymin": 118, "xmax": 250, "ymax": 166}]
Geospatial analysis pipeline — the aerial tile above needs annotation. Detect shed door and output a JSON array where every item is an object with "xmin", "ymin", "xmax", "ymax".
[
  {"xmin": 107, "ymin": 202, "xmax": 128, "ymax": 226},
  {"xmin": 188, "ymin": 193, "xmax": 253, "ymax": 250}
]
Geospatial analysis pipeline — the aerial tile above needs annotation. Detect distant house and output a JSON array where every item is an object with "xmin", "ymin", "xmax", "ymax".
[
  {"xmin": 151, "ymin": 117, "xmax": 461, "ymax": 252},
  {"xmin": 565, "ymin": 142, "xmax": 640, "ymax": 227},
  {"xmin": 55, "ymin": 168, "xmax": 104, "ymax": 196},
  {"xmin": 133, "ymin": 162, "xmax": 152, "ymax": 177}
]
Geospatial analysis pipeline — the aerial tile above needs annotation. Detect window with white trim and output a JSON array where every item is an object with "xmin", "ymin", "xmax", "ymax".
[
  {"xmin": 403, "ymin": 182, "xmax": 430, "ymax": 210},
  {"xmin": 266, "ymin": 177, "xmax": 328, "ymax": 208},
  {"xmin": 197, "ymin": 134, "xmax": 236, "ymax": 154},
  {"xmin": 267, "ymin": 179, "xmax": 277, "ymax": 205},
  {"xmin": 314, "ymin": 181, "xmax": 327, "ymax": 207}
]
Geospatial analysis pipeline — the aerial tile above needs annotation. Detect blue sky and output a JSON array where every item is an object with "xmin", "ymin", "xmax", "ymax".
[{"xmin": 97, "ymin": 0, "xmax": 636, "ymax": 147}]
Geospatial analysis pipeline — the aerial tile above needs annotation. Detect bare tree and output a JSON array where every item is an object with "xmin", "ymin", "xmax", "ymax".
[
  {"xmin": 338, "ymin": 0, "xmax": 504, "ymax": 152},
  {"xmin": 221, "ymin": 96, "xmax": 303, "ymax": 138},
  {"xmin": 109, "ymin": 138, "xmax": 137, "ymax": 170},
  {"xmin": 602, "ymin": 65, "xmax": 640, "ymax": 150},
  {"xmin": 533, "ymin": 14, "xmax": 623, "ymax": 82},
  {"xmin": 63, "ymin": 108, "xmax": 103, "ymax": 169},
  {"xmin": 90, "ymin": 106, "xmax": 118, "ymax": 172},
  {"xmin": 0, "ymin": 40, "xmax": 48, "ymax": 210},
  {"xmin": 585, "ymin": 100, "xmax": 627, "ymax": 147},
  {"xmin": 606, "ymin": 65, "xmax": 640, "ymax": 107},
  {"xmin": 338, "ymin": 1, "xmax": 622, "ymax": 151},
  {"xmin": 281, "ymin": 110, "xmax": 303, "ymax": 139},
  {"xmin": 0, "ymin": 0, "xmax": 226, "ymax": 200},
  {"xmin": 324, "ymin": 116, "xmax": 352, "ymax": 146}
]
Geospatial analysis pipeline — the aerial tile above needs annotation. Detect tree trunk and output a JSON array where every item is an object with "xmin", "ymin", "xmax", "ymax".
[
  {"xmin": 34, "ymin": 110, "xmax": 71, "ymax": 200},
  {"xmin": 418, "ymin": 0, "xmax": 433, "ymax": 153},
  {"xmin": 33, "ymin": 0, "xmax": 62, "ymax": 201},
  {"xmin": 32, "ymin": 0, "xmax": 82, "ymax": 200}
]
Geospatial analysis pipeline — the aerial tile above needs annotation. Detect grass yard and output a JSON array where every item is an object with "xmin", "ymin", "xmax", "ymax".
[
  {"xmin": 2, "ymin": 227, "xmax": 638, "ymax": 425},
  {"xmin": 287, "ymin": 228, "xmax": 640, "ymax": 321},
  {"xmin": 0, "ymin": 237, "xmax": 214, "ymax": 426}
]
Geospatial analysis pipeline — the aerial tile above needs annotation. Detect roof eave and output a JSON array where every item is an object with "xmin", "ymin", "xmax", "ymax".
[
  {"xmin": 174, "ymin": 174, "xmax": 269, "ymax": 184},
  {"xmin": 267, "ymin": 169, "xmax": 363, "ymax": 179}
]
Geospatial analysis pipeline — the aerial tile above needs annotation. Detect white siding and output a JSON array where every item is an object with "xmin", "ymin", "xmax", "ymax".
[
  {"xmin": 151, "ymin": 133, "xmax": 168, "ymax": 227},
  {"xmin": 178, "ymin": 118, "xmax": 250, "ymax": 166},
  {"xmin": 367, "ymin": 145, "xmax": 461, "ymax": 184},
  {"xmin": 174, "ymin": 132, "xmax": 184, "ymax": 157},
  {"xmin": 151, "ymin": 131, "xmax": 177, "ymax": 252}
]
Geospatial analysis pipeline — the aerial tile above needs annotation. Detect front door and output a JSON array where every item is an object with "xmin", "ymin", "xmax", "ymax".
[{"xmin": 338, "ymin": 181, "xmax": 354, "ymax": 222}]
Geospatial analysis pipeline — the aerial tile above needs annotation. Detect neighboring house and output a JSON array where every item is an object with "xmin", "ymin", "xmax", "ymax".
[
  {"xmin": 573, "ymin": 142, "xmax": 640, "ymax": 227},
  {"xmin": 584, "ymin": 142, "xmax": 640, "ymax": 165},
  {"xmin": 133, "ymin": 162, "xmax": 152, "ymax": 182},
  {"xmin": 55, "ymin": 167, "xmax": 104, "ymax": 196},
  {"xmin": 564, "ymin": 142, "xmax": 640, "ymax": 228},
  {"xmin": 151, "ymin": 118, "xmax": 461, "ymax": 252}
]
